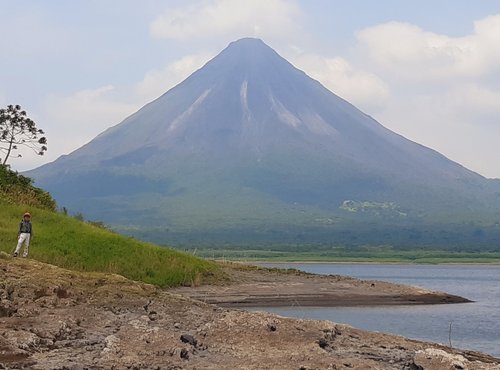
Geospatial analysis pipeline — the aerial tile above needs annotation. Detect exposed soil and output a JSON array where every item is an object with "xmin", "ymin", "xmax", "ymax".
[
  {"xmin": 1, "ymin": 257, "xmax": 499, "ymax": 369},
  {"xmin": 170, "ymin": 263, "xmax": 471, "ymax": 307}
]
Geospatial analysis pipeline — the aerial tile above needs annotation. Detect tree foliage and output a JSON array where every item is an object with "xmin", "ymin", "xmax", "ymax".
[
  {"xmin": 0, "ymin": 104, "xmax": 47, "ymax": 165},
  {"xmin": 0, "ymin": 164, "xmax": 56, "ymax": 210}
]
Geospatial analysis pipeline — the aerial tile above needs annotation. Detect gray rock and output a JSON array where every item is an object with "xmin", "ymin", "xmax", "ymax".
[{"xmin": 180, "ymin": 334, "xmax": 197, "ymax": 347}]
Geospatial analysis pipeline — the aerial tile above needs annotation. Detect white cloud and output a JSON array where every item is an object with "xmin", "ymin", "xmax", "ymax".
[
  {"xmin": 370, "ymin": 78, "xmax": 500, "ymax": 177},
  {"xmin": 136, "ymin": 53, "xmax": 213, "ymax": 101},
  {"xmin": 356, "ymin": 15, "xmax": 500, "ymax": 81},
  {"xmin": 375, "ymin": 90, "xmax": 500, "ymax": 179},
  {"xmin": 343, "ymin": 14, "xmax": 500, "ymax": 177},
  {"xmin": 440, "ymin": 84, "xmax": 500, "ymax": 125},
  {"xmin": 291, "ymin": 53, "xmax": 389, "ymax": 112},
  {"xmin": 41, "ymin": 86, "xmax": 139, "ymax": 161},
  {"xmin": 150, "ymin": 0, "xmax": 300, "ymax": 40}
]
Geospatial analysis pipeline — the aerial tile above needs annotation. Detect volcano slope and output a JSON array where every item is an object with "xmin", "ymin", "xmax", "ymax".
[
  {"xmin": 1, "ymin": 257, "xmax": 499, "ymax": 369},
  {"xmin": 27, "ymin": 38, "xmax": 500, "ymax": 249}
]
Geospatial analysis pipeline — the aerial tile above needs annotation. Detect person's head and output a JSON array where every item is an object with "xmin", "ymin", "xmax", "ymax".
[{"xmin": 23, "ymin": 212, "xmax": 31, "ymax": 221}]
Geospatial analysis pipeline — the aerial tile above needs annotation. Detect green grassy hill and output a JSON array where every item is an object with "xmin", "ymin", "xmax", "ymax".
[{"xmin": 0, "ymin": 165, "xmax": 222, "ymax": 287}]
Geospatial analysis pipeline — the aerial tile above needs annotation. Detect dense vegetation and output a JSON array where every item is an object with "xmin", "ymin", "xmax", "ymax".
[
  {"xmin": 188, "ymin": 246, "xmax": 500, "ymax": 263},
  {"xmin": 0, "ymin": 165, "xmax": 55, "ymax": 210},
  {"xmin": 0, "ymin": 165, "xmax": 222, "ymax": 287},
  {"xmin": 124, "ymin": 216, "xmax": 500, "ymax": 261},
  {"xmin": 3, "ymin": 164, "xmax": 499, "ymax": 265}
]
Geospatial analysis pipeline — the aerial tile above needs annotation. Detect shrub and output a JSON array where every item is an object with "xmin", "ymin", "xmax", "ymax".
[{"xmin": 0, "ymin": 165, "xmax": 56, "ymax": 210}]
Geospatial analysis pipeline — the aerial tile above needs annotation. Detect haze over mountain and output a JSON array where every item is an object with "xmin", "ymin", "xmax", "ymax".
[{"xmin": 28, "ymin": 38, "xmax": 500, "ymax": 248}]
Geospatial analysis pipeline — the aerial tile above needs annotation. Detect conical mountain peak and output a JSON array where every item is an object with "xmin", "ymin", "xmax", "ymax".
[
  {"xmin": 227, "ymin": 37, "xmax": 268, "ymax": 49},
  {"xmin": 26, "ymin": 38, "xmax": 500, "ymax": 249},
  {"xmin": 220, "ymin": 37, "xmax": 276, "ymax": 57},
  {"xmin": 202, "ymin": 37, "xmax": 291, "ymax": 75}
]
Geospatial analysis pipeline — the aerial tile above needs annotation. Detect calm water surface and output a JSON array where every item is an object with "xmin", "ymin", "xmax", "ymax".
[{"xmin": 253, "ymin": 263, "xmax": 500, "ymax": 358}]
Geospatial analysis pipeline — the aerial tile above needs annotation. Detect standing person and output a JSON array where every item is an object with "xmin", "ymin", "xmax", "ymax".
[{"xmin": 13, "ymin": 212, "xmax": 33, "ymax": 258}]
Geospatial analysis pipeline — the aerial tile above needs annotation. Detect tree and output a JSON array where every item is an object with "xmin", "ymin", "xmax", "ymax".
[{"xmin": 0, "ymin": 104, "xmax": 47, "ymax": 166}]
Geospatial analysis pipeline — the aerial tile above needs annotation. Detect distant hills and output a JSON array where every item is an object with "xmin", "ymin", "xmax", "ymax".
[{"xmin": 28, "ymin": 38, "xmax": 500, "ymax": 250}]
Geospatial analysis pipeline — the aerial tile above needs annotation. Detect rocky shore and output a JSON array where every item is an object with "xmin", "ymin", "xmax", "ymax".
[{"xmin": 1, "ymin": 257, "xmax": 499, "ymax": 369}]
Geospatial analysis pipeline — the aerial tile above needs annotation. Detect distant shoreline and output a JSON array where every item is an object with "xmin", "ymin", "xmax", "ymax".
[
  {"xmin": 195, "ymin": 250, "xmax": 500, "ymax": 265},
  {"xmin": 247, "ymin": 260, "xmax": 500, "ymax": 265},
  {"xmin": 215, "ymin": 259, "xmax": 500, "ymax": 265}
]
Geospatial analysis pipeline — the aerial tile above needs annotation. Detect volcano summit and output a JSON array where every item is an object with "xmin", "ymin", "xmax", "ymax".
[{"xmin": 28, "ymin": 38, "xmax": 500, "ymax": 248}]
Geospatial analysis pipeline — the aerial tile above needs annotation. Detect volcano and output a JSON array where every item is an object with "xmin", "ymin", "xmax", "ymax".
[{"xmin": 28, "ymin": 38, "xmax": 500, "ymax": 247}]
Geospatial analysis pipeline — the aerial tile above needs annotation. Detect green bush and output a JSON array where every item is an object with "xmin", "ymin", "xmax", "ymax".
[{"xmin": 0, "ymin": 165, "xmax": 56, "ymax": 210}]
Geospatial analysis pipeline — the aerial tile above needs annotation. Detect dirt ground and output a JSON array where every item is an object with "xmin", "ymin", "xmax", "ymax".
[
  {"xmin": 170, "ymin": 263, "xmax": 470, "ymax": 307},
  {"xmin": 1, "ymin": 257, "xmax": 499, "ymax": 369}
]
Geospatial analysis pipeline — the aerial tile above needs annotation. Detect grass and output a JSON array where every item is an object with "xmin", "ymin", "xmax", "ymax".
[
  {"xmin": 0, "ymin": 200, "xmax": 223, "ymax": 287},
  {"xmin": 192, "ymin": 248, "xmax": 500, "ymax": 264}
]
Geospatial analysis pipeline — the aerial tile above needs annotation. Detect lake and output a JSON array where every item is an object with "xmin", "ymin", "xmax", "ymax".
[{"xmin": 252, "ymin": 263, "xmax": 500, "ymax": 358}]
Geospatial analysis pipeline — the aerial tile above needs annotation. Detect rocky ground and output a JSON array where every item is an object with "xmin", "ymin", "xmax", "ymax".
[{"xmin": 1, "ymin": 256, "xmax": 499, "ymax": 369}]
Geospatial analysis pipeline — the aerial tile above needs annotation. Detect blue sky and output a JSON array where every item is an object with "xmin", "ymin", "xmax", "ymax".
[{"xmin": 1, "ymin": 0, "xmax": 500, "ymax": 177}]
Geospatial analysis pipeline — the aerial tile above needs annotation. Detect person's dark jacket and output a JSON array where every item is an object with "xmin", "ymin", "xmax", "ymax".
[{"xmin": 19, "ymin": 220, "xmax": 32, "ymax": 235}]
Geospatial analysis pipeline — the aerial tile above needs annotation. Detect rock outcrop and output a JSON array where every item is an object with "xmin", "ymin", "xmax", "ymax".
[{"xmin": 1, "ymin": 259, "xmax": 498, "ymax": 369}]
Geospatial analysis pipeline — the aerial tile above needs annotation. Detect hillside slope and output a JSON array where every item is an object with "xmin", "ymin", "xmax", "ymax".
[
  {"xmin": 0, "ymin": 200, "xmax": 222, "ymax": 287},
  {"xmin": 0, "ymin": 165, "xmax": 221, "ymax": 286}
]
